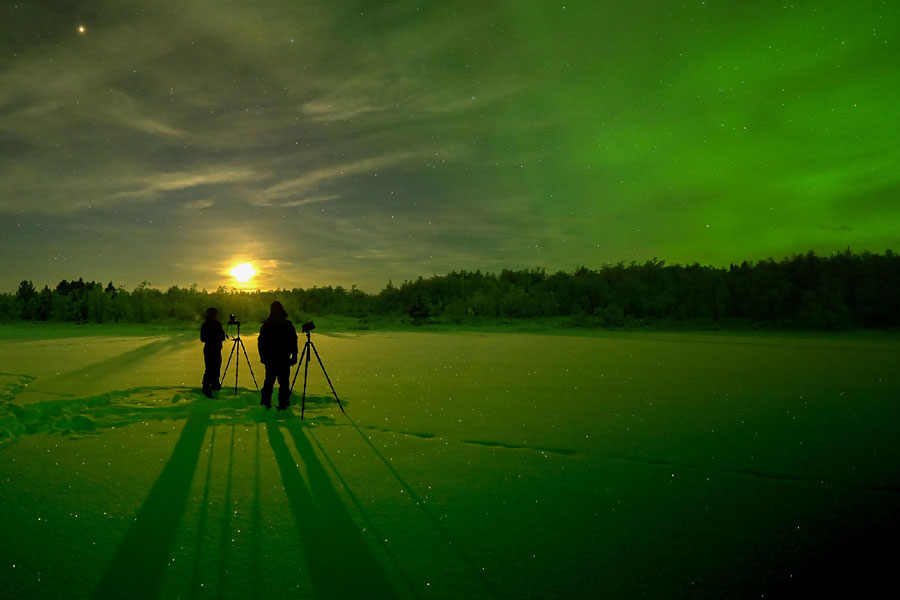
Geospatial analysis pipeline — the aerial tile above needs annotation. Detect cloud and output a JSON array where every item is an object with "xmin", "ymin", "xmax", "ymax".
[
  {"xmin": 255, "ymin": 151, "xmax": 427, "ymax": 206},
  {"xmin": 275, "ymin": 195, "xmax": 339, "ymax": 208},
  {"xmin": 302, "ymin": 100, "xmax": 377, "ymax": 122},
  {"xmin": 182, "ymin": 200, "xmax": 215, "ymax": 211},
  {"xmin": 118, "ymin": 167, "xmax": 264, "ymax": 199}
]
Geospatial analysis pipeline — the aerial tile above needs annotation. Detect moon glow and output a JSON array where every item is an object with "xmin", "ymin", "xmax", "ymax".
[{"xmin": 230, "ymin": 263, "xmax": 256, "ymax": 283}]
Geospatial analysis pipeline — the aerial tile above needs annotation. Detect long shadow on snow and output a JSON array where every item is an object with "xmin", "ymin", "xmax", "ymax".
[
  {"xmin": 55, "ymin": 334, "xmax": 195, "ymax": 388},
  {"xmin": 250, "ymin": 425, "xmax": 264, "ymax": 600},
  {"xmin": 266, "ymin": 420, "xmax": 397, "ymax": 599},
  {"xmin": 93, "ymin": 401, "xmax": 211, "ymax": 599},
  {"xmin": 216, "ymin": 424, "xmax": 238, "ymax": 597},
  {"xmin": 188, "ymin": 414, "xmax": 218, "ymax": 600}
]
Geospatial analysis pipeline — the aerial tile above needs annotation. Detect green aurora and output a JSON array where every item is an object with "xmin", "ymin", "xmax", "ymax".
[{"xmin": 1, "ymin": 1, "xmax": 898, "ymax": 291}]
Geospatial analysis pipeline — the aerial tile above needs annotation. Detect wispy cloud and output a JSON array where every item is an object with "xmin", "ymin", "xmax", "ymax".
[
  {"xmin": 117, "ymin": 167, "xmax": 264, "ymax": 199},
  {"xmin": 255, "ymin": 151, "xmax": 425, "ymax": 205},
  {"xmin": 302, "ymin": 100, "xmax": 377, "ymax": 122}
]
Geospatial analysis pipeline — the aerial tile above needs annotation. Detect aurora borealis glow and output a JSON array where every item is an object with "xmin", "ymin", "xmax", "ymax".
[{"xmin": 2, "ymin": 1, "xmax": 898, "ymax": 291}]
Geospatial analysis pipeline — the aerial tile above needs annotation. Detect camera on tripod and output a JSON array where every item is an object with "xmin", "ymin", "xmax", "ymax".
[
  {"xmin": 220, "ymin": 312, "xmax": 258, "ymax": 394},
  {"xmin": 289, "ymin": 319, "xmax": 343, "ymax": 419}
]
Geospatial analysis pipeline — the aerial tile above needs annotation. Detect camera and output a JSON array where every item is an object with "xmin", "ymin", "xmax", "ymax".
[
  {"xmin": 302, "ymin": 321, "xmax": 315, "ymax": 334},
  {"xmin": 228, "ymin": 313, "xmax": 240, "ymax": 326}
]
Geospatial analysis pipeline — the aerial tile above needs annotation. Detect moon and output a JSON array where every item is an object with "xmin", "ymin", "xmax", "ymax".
[{"xmin": 230, "ymin": 262, "xmax": 256, "ymax": 283}]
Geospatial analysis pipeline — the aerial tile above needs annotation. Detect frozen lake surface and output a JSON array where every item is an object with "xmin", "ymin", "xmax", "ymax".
[{"xmin": 1, "ymin": 328, "xmax": 898, "ymax": 598}]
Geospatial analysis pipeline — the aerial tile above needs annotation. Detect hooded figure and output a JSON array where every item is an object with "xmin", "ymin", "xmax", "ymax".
[
  {"xmin": 257, "ymin": 301, "xmax": 298, "ymax": 409},
  {"xmin": 200, "ymin": 307, "xmax": 226, "ymax": 397}
]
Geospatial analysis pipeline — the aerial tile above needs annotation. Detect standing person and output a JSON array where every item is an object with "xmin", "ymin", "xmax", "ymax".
[
  {"xmin": 200, "ymin": 307, "xmax": 226, "ymax": 398},
  {"xmin": 258, "ymin": 301, "xmax": 298, "ymax": 409}
]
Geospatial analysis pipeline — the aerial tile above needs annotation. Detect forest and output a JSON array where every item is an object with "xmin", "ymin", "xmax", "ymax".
[{"xmin": 1, "ymin": 249, "xmax": 898, "ymax": 330}]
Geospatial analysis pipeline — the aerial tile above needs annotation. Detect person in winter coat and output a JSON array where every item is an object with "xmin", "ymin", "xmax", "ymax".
[
  {"xmin": 200, "ymin": 307, "xmax": 226, "ymax": 397},
  {"xmin": 257, "ymin": 301, "xmax": 298, "ymax": 409}
]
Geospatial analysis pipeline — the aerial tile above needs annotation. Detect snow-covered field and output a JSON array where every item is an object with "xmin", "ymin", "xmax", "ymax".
[{"xmin": 1, "ymin": 328, "xmax": 898, "ymax": 598}]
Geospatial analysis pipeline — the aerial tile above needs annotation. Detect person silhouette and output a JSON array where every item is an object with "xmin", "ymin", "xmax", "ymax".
[
  {"xmin": 200, "ymin": 307, "xmax": 226, "ymax": 397},
  {"xmin": 258, "ymin": 301, "xmax": 298, "ymax": 409}
]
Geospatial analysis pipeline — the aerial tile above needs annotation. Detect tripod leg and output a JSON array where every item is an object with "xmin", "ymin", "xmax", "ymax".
[
  {"xmin": 301, "ymin": 343, "xmax": 312, "ymax": 420},
  {"xmin": 220, "ymin": 341, "xmax": 238, "ymax": 388},
  {"xmin": 310, "ymin": 342, "xmax": 344, "ymax": 413},
  {"xmin": 289, "ymin": 342, "xmax": 309, "ymax": 393},
  {"xmin": 234, "ymin": 340, "xmax": 240, "ymax": 395},
  {"xmin": 238, "ymin": 339, "xmax": 259, "ymax": 390}
]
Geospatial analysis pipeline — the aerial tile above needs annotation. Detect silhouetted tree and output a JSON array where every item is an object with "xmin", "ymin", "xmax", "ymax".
[
  {"xmin": 1, "ymin": 249, "xmax": 897, "ymax": 328},
  {"xmin": 16, "ymin": 280, "xmax": 37, "ymax": 320}
]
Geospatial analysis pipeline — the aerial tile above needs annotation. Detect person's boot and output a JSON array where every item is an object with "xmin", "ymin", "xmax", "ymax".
[{"xmin": 202, "ymin": 386, "xmax": 213, "ymax": 399}]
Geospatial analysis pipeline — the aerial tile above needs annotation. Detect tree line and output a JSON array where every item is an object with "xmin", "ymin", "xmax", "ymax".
[{"xmin": 1, "ymin": 249, "xmax": 897, "ymax": 329}]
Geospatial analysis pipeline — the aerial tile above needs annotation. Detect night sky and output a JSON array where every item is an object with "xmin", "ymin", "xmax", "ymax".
[{"xmin": 2, "ymin": 1, "xmax": 898, "ymax": 292}]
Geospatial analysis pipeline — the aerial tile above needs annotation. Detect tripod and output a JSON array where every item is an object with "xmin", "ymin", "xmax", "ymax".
[
  {"xmin": 221, "ymin": 320, "xmax": 259, "ymax": 395},
  {"xmin": 290, "ymin": 328, "xmax": 344, "ymax": 420}
]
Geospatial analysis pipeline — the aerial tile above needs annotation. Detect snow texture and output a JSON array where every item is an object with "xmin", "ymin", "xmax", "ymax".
[{"xmin": 1, "ymin": 329, "xmax": 899, "ymax": 598}]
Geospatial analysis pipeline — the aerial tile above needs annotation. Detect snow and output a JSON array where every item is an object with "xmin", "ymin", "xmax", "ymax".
[{"xmin": 1, "ymin": 328, "xmax": 899, "ymax": 598}]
